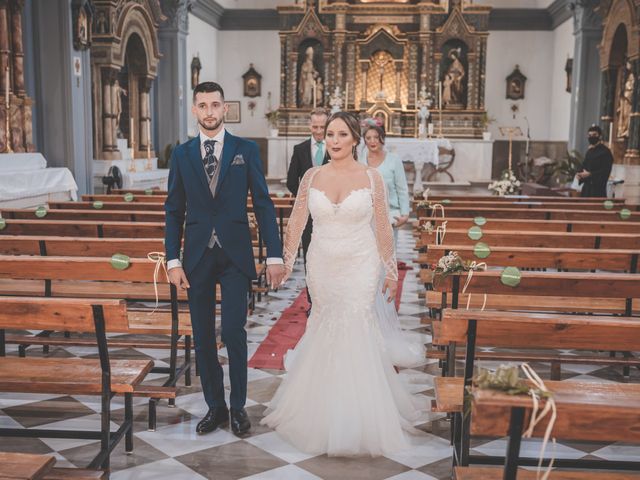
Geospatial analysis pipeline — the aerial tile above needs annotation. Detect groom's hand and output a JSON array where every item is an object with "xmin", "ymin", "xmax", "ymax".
[
  {"xmin": 168, "ymin": 267, "xmax": 190, "ymax": 290},
  {"xmin": 266, "ymin": 264, "xmax": 286, "ymax": 290}
]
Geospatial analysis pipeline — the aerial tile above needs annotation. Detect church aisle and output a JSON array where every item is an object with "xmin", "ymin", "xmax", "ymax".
[{"xmin": 0, "ymin": 228, "xmax": 638, "ymax": 479}]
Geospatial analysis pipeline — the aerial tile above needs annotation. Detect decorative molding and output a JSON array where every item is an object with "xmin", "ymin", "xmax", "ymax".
[{"xmin": 191, "ymin": 2, "xmax": 574, "ymax": 32}]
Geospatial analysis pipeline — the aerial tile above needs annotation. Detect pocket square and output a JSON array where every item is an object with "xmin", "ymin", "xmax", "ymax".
[{"xmin": 232, "ymin": 155, "xmax": 245, "ymax": 166}]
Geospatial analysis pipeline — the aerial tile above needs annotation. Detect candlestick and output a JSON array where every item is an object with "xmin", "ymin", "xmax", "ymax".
[
  {"xmin": 4, "ymin": 66, "xmax": 12, "ymax": 153},
  {"xmin": 345, "ymin": 83, "xmax": 349, "ymax": 109},
  {"xmin": 129, "ymin": 117, "xmax": 136, "ymax": 172},
  {"xmin": 428, "ymin": 123, "xmax": 434, "ymax": 137},
  {"xmin": 438, "ymin": 81, "xmax": 442, "ymax": 110},
  {"xmin": 508, "ymin": 130, "xmax": 513, "ymax": 172},
  {"xmin": 609, "ymin": 121, "xmax": 614, "ymax": 149},
  {"xmin": 313, "ymin": 82, "xmax": 317, "ymax": 109},
  {"xmin": 414, "ymin": 82, "xmax": 418, "ymax": 107}
]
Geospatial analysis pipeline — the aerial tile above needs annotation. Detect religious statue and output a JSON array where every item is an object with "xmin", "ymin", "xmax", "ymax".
[
  {"xmin": 416, "ymin": 85, "xmax": 432, "ymax": 138},
  {"xmin": 316, "ymin": 77, "xmax": 324, "ymax": 106},
  {"xmin": 444, "ymin": 48, "xmax": 465, "ymax": 107},
  {"xmin": 617, "ymin": 61, "xmax": 634, "ymax": 139},
  {"xmin": 442, "ymin": 73, "xmax": 453, "ymax": 108},
  {"xmin": 372, "ymin": 50, "xmax": 390, "ymax": 96},
  {"xmin": 114, "ymin": 79, "xmax": 128, "ymax": 138},
  {"xmin": 329, "ymin": 86, "xmax": 343, "ymax": 113},
  {"xmin": 96, "ymin": 11, "xmax": 107, "ymax": 35},
  {"xmin": 298, "ymin": 46, "xmax": 320, "ymax": 107}
]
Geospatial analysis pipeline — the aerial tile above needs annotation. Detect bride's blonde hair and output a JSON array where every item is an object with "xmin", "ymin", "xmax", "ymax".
[{"xmin": 325, "ymin": 111, "xmax": 361, "ymax": 160}]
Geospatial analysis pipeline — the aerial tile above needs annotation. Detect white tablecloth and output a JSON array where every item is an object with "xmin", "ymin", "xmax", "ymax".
[
  {"xmin": 383, "ymin": 138, "xmax": 453, "ymax": 168},
  {"xmin": 0, "ymin": 153, "xmax": 47, "ymax": 172},
  {"xmin": 0, "ymin": 167, "xmax": 78, "ymax": 201}
]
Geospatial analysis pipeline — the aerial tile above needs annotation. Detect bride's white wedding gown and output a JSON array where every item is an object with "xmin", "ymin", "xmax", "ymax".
[{"xmin": 261, "ymin": 166, "xmax": 427, "ymax": 456}]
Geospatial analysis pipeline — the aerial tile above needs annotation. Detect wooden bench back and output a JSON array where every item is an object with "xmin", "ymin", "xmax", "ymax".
[
  {"xmin": 83, "ymin": 194, "xmax": 165, "ymax": 203},
  {"xmin": 423, "ymin": 245, "xmax": 640, "ymax": 272},
  {"xmin": 1, "ymin": 208, "xmax": 164, "ymax": 222},
  {"xmin": 419, "ymin": 200, "xmax": 632, "ymax": 210},
  {"xmin": 420, "ymin": 195, "xmax": 624, "ymax": 203},
  {"xmin": 415, "ymin": 217, "xmax": 640, "ymax": 234},
  {"xmin": 0, "ymin": 297, "xmax": 129, "ymax": 333},
  {"xmin": 470, "ymin": 383, "xmax": 640, "ymax": 443},
  {"xmin": 421, "ymin": 207, "xmax": 638, "ymax": 222},
  {"xmin": 0, "ymin": 219, "xmax": 165, "ymax": 238},
  {"xmin": 51, "ymin": 201, "xmax": 165, "ymax": 212},
  {"xmin": 420, "ymin": 229, "xmax": 640, "ymax": 249},
  {"xmin": 437, "ymin": 309, "xmax": 640, "ymax": 352}
]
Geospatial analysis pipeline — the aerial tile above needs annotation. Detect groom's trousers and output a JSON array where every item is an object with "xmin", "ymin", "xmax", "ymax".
[{"xmin": 187, "ymin": 245, "xmax": 250, "ymax": 410}]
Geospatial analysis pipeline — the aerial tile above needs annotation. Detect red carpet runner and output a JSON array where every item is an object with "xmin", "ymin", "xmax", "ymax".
[{"xmin": 248, "ymin": 261, "xmax": 412, "ymax": 370}]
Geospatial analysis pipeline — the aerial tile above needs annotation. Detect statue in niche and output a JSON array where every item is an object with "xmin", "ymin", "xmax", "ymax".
[
  {"xmin": 442, "ymin": 73, "xmax": 453, "ymax": 107},
  {"xmin": 96, "ymin": 11, "xmax": 107, "ymax": 34},
  {"xmin": 444, "ymin": 48, "xmax": 465, "ymax": 107},
  {"xmin": 329, "ymin": 86, "xmax": 343, "ymax": 113},
  {"xmin": 617, "ymin": 61, "xmax": 634, "ymax": 139},
  {"xmin": 298, "ymin": 46, "xmax": 321, "ymax": 107},
  {"xmin": 372, "ymin": 51, "xmax": 390, "ymax": 95},
  {"xmin": 114, "ymin": 79, "xmax": 128, "ymax": 139}
]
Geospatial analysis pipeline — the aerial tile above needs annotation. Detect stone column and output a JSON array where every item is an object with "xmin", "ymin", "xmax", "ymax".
[
  {"xmin": 568, "ymin": 0, "xmax": 602, "ymax": 154},
  {"xmin": 10, "ymin": 0, "xmax": 24, "ymax": 97},
  {"xmin": 139, "ymin": 76, "xmax": 153, "ymax": 155},
  {"xmin": 600, "ymin": 67, "xmax": 616, "ymax": 142},
  {"xmin": 102, "ymin": 68, "xmax": 116, "ymax": 152}
]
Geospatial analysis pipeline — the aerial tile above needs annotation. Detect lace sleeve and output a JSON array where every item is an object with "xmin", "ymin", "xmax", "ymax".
[
  {"xmin": 283, "ymin": 166, "xmax": 319, "ymax": 272},
  {"xmin": 369, "ymin": 168, "xmax": 398, "ymax": 281}
]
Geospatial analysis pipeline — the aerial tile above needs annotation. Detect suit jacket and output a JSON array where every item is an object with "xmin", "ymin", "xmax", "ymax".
[
  {"xmin": 580, "ymin": 143, "xmax": 613, "ymax": 198},
  {"xmin": 164, "ymin": 131, "xmax": 282, "ymax": 279},
  {"xmin": 287, "ymin": 139, "xmax": 313, "ymax": 196}
]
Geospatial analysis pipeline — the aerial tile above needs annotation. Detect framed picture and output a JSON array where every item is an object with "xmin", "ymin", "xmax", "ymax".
[
  {"xmin": 242, "ymin": 64, "xmax": 262, "ymax": 98},
  {"xmin": 506, "ymin": 65, "xmax": 526, "ymax": 100},
  {"xmin": 224, "ymin": 101, "xmax": 241, "ymax": 123}
]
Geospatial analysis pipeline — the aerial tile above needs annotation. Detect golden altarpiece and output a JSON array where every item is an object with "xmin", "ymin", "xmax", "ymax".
[{"xmin": 275, "ymin": 0, "xmax": 490, "ymax": 138}]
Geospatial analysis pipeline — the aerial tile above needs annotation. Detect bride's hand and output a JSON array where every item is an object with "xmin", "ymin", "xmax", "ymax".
[
  {"xmin": 382, "ymin": 278, "xmax": 397, "ymax": 303},
  {"xmin": 279, "ymin": 268, "xmax": 292, "ymax": 287}
]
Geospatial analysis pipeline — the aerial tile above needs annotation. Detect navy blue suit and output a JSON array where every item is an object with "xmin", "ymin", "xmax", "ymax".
[{"xmin": 165, "ymin": 131, "xmax": 282, "ymax": 409}]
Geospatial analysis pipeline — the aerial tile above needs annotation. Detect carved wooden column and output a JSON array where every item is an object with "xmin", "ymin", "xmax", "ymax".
[
  {"xmin": 279, "ymin": 34, "xmax": 287, "ymax": 108},
  {"xmin": 345, "ymin": 41, "xmax": 355, "ymax": 109},
  {"xmin": 395, "ymin": 62, "xmax": 402, "ymax": 105},
  {"xmin": 10, "ymin": 0, "xmax": 24, "ymax": 96},
  {"xmin": 409, "ymin": 43, "xmax": 418, "ymax": 107},
  {"xmin": 360, "ymin": 63, "xmax": 369, "ymax": 109},
  {"xmin": 0, "ymin": 1, "xmax": 9, "ymax": 95},
  {"xmin": 478, "ymin": 36, "xmax": 487, "ymax": 109},
  {"xmin": 600, "ymin": 67, "xmax": 616, "ymax": 143},
  {"xmin": 288, "ymin": 38, "xmax": 297, "ymax": 108},
  {"xmin": 624, "ymin": 57, "xmax": 640, "ymax": 165}
]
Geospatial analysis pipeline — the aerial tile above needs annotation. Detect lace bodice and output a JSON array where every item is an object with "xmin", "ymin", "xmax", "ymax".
[{"xmin": 283, "ymin": 166, "xmax": 398, "ymax": 281}]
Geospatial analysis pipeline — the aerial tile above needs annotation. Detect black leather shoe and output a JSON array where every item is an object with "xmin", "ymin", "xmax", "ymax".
[
  {"xmin": 196, "ymin": 406, "xmax": 229, "ymax": 435},
  {"xmin": 230, "ymin": 407, "xmax": 251, "ymax": 435}
]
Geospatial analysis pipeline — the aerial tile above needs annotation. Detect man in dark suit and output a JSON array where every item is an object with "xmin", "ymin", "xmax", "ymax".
[
  {"xmin": 165, "ymin": 82, "xmax": 284, "ymax": 436},
  {"xmin": 577, "ymin": 125, "xmax": 614, "ymax": 198},
  {"xmin": 286, "ymin": 108, "xmax": 328, "ymax": 308}
]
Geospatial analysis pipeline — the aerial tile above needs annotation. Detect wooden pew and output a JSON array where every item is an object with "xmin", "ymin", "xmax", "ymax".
[
  {"xmin": 432, "ymin": 309, "xmax": 640, "ymax": 473},
  {"xmin": 0, "ymin": 256, "xmax": 185, "ymax": 431},
  {"xmin": 415, "ymin": 199, "xmax": 635, "ymax": 210},
  {"xmin": 418, "ymin": 194, "xmax": 625, "ymax": 203},
  {"xmin": 420, "ymin": 245, "xmax": 640, "ymax": 272},
  {"xmin": 416, "ymin": 206, "xmax": 638, "ymax": 222},
  {"xmin": 0, "ymin": 297, "xmax": 152, "ymax": 471},
  {"xmin": 0, "ymin": 447, "xmax": 105, "ymax": 480},
  {"xmin": 454, "ymin": 382, "xmax": 640, "ymax": 477},
  {"xmin": 0, "ymin": 208, "xmax": 164, "ymax": 222},
  {"xmin": 417, "ymin": 229, "xmax": 640, "ymax": 250},
  {"xmin": 0, "ymin": 219, "xmax": 165, "ymax": 238},
  {"xmin": 414, "ymin": 217, "xmax": 640, "ymax": 234}
]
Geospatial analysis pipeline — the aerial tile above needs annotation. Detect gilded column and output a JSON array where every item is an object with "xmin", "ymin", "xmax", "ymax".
[
  {"xmin": 10, "ymin": 0, "xmax": 24, "ymax": 96},
  {"xmin": 139, "ymin": 77, "xmax": 153, "ymax": 154},
  {"xmin": 599, "ymin": 67, "xmax": 615, "ymax": 142},
  {"xmin": 346, "ymin": 41, "xmax": 355, "ymax": 109},
  {"xmin": 279, "ymin": 34, "xmax": 287, "ymax": 108},
  {"xmin": 0, "ymin": 0, "xmax": 9, "ymax": 95},
  {"xmin": 624, "ymin": 57, "xmax": 640, "ymax": 165}
]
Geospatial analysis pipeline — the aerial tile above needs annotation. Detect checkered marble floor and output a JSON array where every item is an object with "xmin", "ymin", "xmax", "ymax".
[{"xmin": 1, "ymin": 228, "xmax": 638, "ymax": 479}]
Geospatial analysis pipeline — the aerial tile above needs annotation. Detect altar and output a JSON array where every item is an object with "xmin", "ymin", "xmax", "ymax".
[
  {"xmin": 0, "ymin": 153, "xmax": 78, "ymax": 208},
  {"xmin": 267, "ymin": 136, "xmax": 493, "ymax": 192}
]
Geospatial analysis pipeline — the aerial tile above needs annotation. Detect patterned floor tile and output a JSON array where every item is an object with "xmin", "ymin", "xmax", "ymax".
[{"xmin": 296, "ymin": 454, "xmax": 411, "ymax": 480}]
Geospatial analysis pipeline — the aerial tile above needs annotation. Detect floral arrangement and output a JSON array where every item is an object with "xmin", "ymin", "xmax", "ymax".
[
  {"xmin": 360, "ymin": 117, "xmax": 384, "ymax": 129},
  {"xmin": 419, "ymin": 220, "xmax": 435, "ymax": 233},
  {"xmin": 265, "ymin": 109, "xmax": 280, "ymax": 127},
  {"xmin": 432, "ymin": 251, "xmax": 473, "ymax": 285},
  {"xmin": 488, "ymin": 169, "xmax": 521, "ymax": 196}
]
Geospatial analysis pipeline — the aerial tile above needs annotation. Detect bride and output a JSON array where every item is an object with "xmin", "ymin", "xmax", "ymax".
[{"xmin": 261, "ymin": 112, "xmax": 426, "ymax": 456}]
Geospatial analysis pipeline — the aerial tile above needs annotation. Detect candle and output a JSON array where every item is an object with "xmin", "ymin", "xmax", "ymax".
[
  {"xmin": 313, "ymin": 82, "xmax": 317, "ymax": 109},
  {"xmin": 438, "ymin": 81, "xmax": 442, "ymax": 110},
  {"xmin": 609, "ymin": 121, "xmax": 614, "ymax": 149},
  {"xmin": 345, "ymin": 83, "xmax": 349, "ymax": 108},
  {"xmin": 146, "ymin": 119, "xmax": 151, "ymax": 159}
]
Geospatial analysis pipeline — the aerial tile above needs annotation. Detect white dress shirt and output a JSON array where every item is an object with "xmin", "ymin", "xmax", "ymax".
[{"xmin": 167, "ymin": 129, "xmax": 283, "ymax": 270}]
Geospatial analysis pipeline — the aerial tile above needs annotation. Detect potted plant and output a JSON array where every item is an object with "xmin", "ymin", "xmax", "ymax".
[
  {"xmin": 480, "ymin": 111, "xmax": 496, "ymax": 141},
  {"xmin": 265, "ymin": 109, "xmax": 280, "ymax": 137}
]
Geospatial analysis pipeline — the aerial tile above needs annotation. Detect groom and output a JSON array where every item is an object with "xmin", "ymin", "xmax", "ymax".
[{"xmin": 165, "ymin": 81, "xmax": 284, "ymax": 435}]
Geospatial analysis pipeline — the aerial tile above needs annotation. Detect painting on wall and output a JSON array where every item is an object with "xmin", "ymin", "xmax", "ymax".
[
  {"xmin": 506, "ymin": 65, "xmax": 526, "ymax": 100},
  {"xmin": 224, "ymin": 101, "xmax": 241, "ymax": 123}
]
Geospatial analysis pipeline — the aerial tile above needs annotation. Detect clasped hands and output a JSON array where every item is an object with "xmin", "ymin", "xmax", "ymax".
[{"xmin": 576, "ymin": 170, "xmax": 591, "ymax": 180}]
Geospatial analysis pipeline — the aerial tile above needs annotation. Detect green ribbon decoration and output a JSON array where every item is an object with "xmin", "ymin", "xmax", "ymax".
[
  {"xmin": 144, "ymin": 188, "xmax": 154, "ymax": 195},
  {"xmin": 473, "ymin": 242, "xmax": 491, "ymax": 259},
  {"xmin": 473, "ymin": 216, "xmax": 487, "ymax": 226},
  {"xmin": 603, "ymin": 200, "xmax": 614, "ymax": 210},
  {"xmin": 501, "ymin": 266, "xmax": 521, "ymax": 287},
  {"xmin": 0, "ymin": 218, "xmax": 6, "ymax": 230},
  {"xmin": 441, "ymin": 198, "xmax": 451, "ymax": 205},
  {"xmin": 110, "ymin": 253, "xmax": 131, "ymax": 270},
  {"xmin": 123, "ymin": 192, "xmax": 134, "ymax": 202},
  {"xmin": 276, "ymin": 191, "xmax": 285, "ymax": 198},
  {"xmin": 93, "ymin": 201, "xmax": 104, "ymax": 209},
  {"xmin": 468, "ymin": 225, "xmax": 483, "ymax": 240},
  {"xmin": 619, "ymin": 208, "xmax": 631, "ymax": 220},
  {"xmin": 35, "ymin": 206, "xmax": 47, "ymax": 218}
]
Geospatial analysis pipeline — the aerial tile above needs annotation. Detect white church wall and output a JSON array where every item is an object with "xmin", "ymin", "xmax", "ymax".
[
  {"xmin": 216, "ymin": 30, "xmax": 281, "ymax": 138},
  {"xmin": 548, "ymin": 19, "xmax": 575, "ymax": 142},
  {"xmin": 186, "ymin": 13, "xmax": 220, "ymax": 137}
]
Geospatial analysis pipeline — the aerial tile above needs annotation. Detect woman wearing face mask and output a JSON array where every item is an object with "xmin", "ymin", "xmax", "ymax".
[
  {"xmin": 360, "ymin": 121, "xmax": 410, "ymax": 244},
  {"xmin": 262, "ymin": 112, "xmax": 426, "ymax": 456},
  {"xmin": 577, "ymin": 125, "xmax": 614, "ymax": 198}
]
